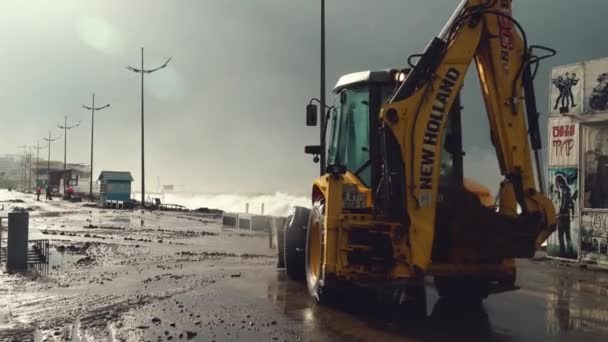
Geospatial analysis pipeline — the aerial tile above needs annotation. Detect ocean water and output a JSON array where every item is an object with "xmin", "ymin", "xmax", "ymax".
[{"xmin": 137, "ymin": 192, "xmax": 310, "ymax": 217}]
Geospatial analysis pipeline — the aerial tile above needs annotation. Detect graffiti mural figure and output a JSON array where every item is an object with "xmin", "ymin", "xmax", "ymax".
[
  {"xmin": 589, "ymin": 72, "xmax": 608, "ymax": 111},
  {"xmin": 555, "ymin": 174, "xmax": 578, "ymax": 258},
  {"xmin": 552, "ymin": 72, "xmax": 580, "ymax": 113}
]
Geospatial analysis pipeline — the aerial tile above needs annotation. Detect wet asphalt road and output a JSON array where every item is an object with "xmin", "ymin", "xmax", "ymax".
[
  {"xmin": 1, "ymin": 190, "xmax": 608, "ymax": 341},
  {"xmin": 119, "ymin": 260, "xmax": 608, "ymax": 342}
]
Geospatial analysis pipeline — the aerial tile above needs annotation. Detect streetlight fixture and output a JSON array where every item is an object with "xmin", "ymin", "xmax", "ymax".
[
  {"xmin": 126, "ymin": 47, "xmax": 172, "ymax": 207},
  {"xmin": 83, "ymin": 93, "xmax": 110, "ymax": 199},
  {"xmin": 57, "ymin": 116, "xmax": 80, "ymax": 193}
]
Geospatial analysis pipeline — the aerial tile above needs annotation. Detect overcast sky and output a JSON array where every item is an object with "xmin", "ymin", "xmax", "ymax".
[{"xmin": 1, "ymin": 0, "xmax": 607, "ymax": 195}]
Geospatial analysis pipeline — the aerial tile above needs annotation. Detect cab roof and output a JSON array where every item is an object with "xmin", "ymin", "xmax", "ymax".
[{"xmin": 333, "ymin": 68, "xmax": 410, "ymax": 93}]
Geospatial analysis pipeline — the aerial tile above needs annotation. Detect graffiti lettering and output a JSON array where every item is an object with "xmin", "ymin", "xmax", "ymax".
[
  {"xmin": 592, "ymin": 214, "xmax": 608, "ymax": 230},
  {"xmin": 552, "ymin": 139, "xmax": 575, "ymax": 158},
  {"xmin": 552, "ymin": 124, "xmax": 576, "ymax": 138}
]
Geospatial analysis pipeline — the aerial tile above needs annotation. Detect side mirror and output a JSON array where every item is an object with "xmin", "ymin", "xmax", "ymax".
[
  {"xmin": 305, "ymin": 145, "xmax": 321, "ymax": 155},
  {"xmin": 306, "ymin": 104, "xmax": 318, "ymax": 126},
  {"xmin": 305, "ymin": 145, "xmax": 322, "ymax": 163}
]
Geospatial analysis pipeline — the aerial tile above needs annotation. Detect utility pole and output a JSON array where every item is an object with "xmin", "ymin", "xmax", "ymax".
[
  {"xmin": 83, "ymin": 93, "xmax": 110, "ymax": 198},
  {"xmin": 17, "ymin": 145, "xmax": 28, "ymax": 192},
  {"xmin": 28, "ymin": 146, "xmax": 32, "ymax": 191},
  {"xmin": 33, "ymin": 141, "xmax": 47, "ymax": 189},
  {"xmin": 127, "ymin": 48, "xmax": 172, "ymax": 207},
  {"xmin": 320, "ymin": 0, "xmax": 327, "ymax": 173},
  {"xmin": 43, "ymin": 131, "xmax": 62, "ymax": 189},
  {"xmin": 58, "ymin": 116, "xmax": 80, "ymax": 193}
]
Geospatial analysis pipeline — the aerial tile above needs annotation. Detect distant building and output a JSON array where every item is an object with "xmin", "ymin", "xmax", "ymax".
[
  {"xmin": 0, "ymin": 155, "xmax": 17, "ymax": 174},
  {"xmin": 98, "ymin": 171, "xmax": 134, "ymax": 205}
]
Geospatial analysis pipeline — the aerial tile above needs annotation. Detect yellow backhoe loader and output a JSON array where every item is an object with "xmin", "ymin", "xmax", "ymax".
[{"xmin": 282, "ymin": 0, "xmax": 557, "ymax": 304}]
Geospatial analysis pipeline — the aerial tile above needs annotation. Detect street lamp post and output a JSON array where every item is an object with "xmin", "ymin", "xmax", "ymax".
[
  {"xmin": 43, "ymin": 131, "xmax": 62, "ymax": 191},
  {"xmin": 17, "ymin": 145, "xmax": 28, "ymax": 192},
  {"xmin": 58, "ymin": 117, "xmax": 80, "ymax": 193},
  {"xmin": 320, "ymin": 0, "xmax": 327, "ymax": 174},
  {"xmin": 127, "ymin": 48, "xmax": 172, "ymax": 207},
  {"xmin": 28, "ymin": 146, "xmax": 32, "ymax": 191},
  {"xmin": 83, "ymin": 93, "xmax": 110, "ymax": 199},
  {"xmin": 33, "ymin": 141, "xmax": 47, "ymax": 189}
]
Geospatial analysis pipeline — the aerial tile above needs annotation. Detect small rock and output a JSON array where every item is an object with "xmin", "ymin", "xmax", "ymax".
[
  {"xmin": 165, "ymin": 330, "xmax": 169, "ymax": 335},
  {"xmin": 271, "ymin": 320, "xmax": 277, "ymax": 325},
  {"xmin": 169, "ymin": 322, "xmax": 176, "ymax": 327},
  {"xmin": 186, "ymin": 331, "xmax": 197, "ymax": 340},
  {"xmin": 194, "ymin": 321, "xmax": 201, "ymax": 325},
  {"xmin": 231, "ymin": 274, "xmax": 241, "ymax": 278},
  {"xmin": 179, "ymin": 333, "xmax": 184, "ymax": 339},
  {"xmin": 152, "ymin": 317, "xmax": 161, "ymax": 323}
]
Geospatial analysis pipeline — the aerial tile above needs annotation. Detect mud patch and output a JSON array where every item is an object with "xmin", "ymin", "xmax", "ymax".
[
  {"xmin": 55, "ymin": 241, "xmax": 95, "ymax": 255},
  {"xmin": 84, "ymin": 224, "xmax": 126, "ymax": 230}
]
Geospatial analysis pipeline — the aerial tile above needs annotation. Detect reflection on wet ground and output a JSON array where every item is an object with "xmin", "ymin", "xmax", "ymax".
[
  {"xmin": 262, "ymin": 272, "xmax": 502, "ymax": 342},
  {"xmin": 257, "ymin": 267, "xmax": 608, "ymax": 342}
]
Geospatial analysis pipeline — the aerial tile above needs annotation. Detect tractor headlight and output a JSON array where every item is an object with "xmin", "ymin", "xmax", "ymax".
[{"xmin": 342, "ymin": 184, "xmax": 366, "ymax": 209}]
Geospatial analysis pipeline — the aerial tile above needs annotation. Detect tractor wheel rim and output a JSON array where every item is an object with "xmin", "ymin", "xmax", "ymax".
[{"xmin": 308, "ymin": 219, "xmax": 322, "ymax": 283}]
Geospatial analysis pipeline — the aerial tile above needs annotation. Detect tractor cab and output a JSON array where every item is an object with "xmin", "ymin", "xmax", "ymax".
[
  {"xmin": 306, "ymin": 69, "xmax": 407, "ymax": 195},
  {"xmin": 305, "ymin": 69, "xmax": 477, "ymax": 206}
]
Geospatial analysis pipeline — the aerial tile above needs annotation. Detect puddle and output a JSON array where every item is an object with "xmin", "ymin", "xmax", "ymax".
[
  {"xmin": 49, "ymin": 245, "xmax": 93, "ymax": 272},
  {"xmin": 109, "ymin": 217, "xmax": 132, "ymax": 225}
]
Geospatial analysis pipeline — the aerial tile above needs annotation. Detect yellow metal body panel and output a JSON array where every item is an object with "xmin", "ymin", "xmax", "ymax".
[{"xmin": 312, "ymin": 172, "xmax": 515, "ymax": 282}]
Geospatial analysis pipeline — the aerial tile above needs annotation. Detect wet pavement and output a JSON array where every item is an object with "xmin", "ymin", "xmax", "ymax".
[{"xmin": 1, "ymin": 190, "xmax": 608, "ymax": 341}]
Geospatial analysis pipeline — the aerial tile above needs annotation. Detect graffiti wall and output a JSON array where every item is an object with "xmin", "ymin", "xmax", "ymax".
[
  {"xmin": 547, "ymin": 58, "xmax": 608, "ymax": 266},
  {"xmin": 581, "ymin": 213, "xmax": 608, "ymax": 265},
  {"xmin": 550, "ymin": 63, "xmax": 584, "ymax": 116},
  {"xmin": 548, "ymin": 116, "xmax": 579, "ymax": 166},
  {"xmin": 546, "ymin": 115, "xmax": 580, "ymax": 260},
  {"xmin": 581, "ymin": 125, "xmax": 608, "ymax": 209},
  {"xmin": 580, "ymin": 123, "xmax": 608, "ymax": 265},
  {"xmin": 584, "ymin": 58, "xmax": 608, "ymax": 114},
  {"xmin": 547, "ymin": 167, "xmax": 579, "ymax": 259}
]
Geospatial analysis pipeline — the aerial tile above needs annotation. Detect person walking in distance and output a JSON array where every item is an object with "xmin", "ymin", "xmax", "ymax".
[
  {"xmin": 45, "ymin": 184, "xmax": 52, "ymax": 200},
  {"xmin": 36, "ymin": 186, "xmax": 42, "ymax": 201}
]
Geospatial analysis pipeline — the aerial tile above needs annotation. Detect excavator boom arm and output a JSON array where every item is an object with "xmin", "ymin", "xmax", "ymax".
[{"xmin": 379, "ymin": 0, "xmax": 556, "ymax": 272}]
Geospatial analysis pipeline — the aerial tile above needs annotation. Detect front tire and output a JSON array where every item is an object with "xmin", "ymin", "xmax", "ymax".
[{"xmin": 276, "ymin": 215, "xmax": 289, "ymax": 268}]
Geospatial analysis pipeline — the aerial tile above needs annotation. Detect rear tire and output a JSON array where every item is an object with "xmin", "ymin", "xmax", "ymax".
[
  {"xmin": 305, "ymin": 201, "xmax": 335, "ymax": 304},
  {"xmin": 276, "ymin": 215, "xmax": 289, "ymax": 268},
  {"xmin": 284, "ymin": 207, "xmax": 310, "ymax": 281},
  {"xmin": 434, "ymin": 276, "xmax": 490, "ymax": 304}
]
